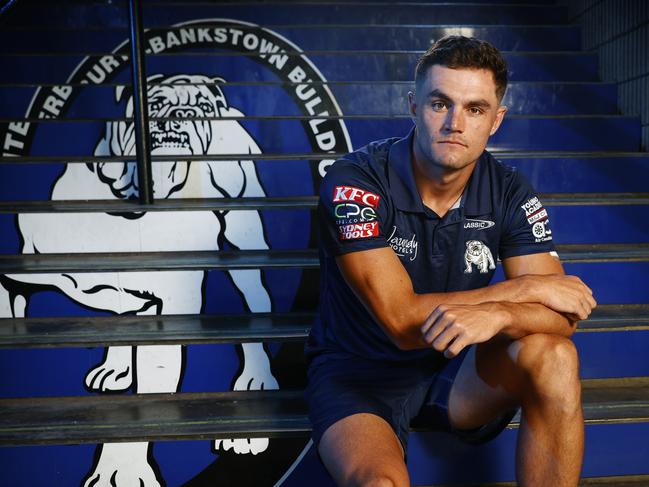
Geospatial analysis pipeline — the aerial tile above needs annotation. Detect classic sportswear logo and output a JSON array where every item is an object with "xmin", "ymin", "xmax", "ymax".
[{"xmin": 463, "ymin": 219, "xmax": 495, "ymax": 230}]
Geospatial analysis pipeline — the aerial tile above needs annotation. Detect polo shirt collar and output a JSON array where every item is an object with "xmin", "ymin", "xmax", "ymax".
[
  {"xmin": 387, "ymin": 127, "xmax": 424, "ymax": 212},
  {"xmin": 462, "ymin": 150, "xmax": 493, "ymax": 216},
  {"xmin": 387, "ymin": 127, "xmax": 493, "ymax": 216}
]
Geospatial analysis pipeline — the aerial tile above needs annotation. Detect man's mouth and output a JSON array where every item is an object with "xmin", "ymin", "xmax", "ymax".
[
  {"xmin": 151, "ymin": 131, "xmax": 190, "ymax": 149},
  {"xmin": 438, "ymin": 140, "xmax": 467, "ymax": 147}
]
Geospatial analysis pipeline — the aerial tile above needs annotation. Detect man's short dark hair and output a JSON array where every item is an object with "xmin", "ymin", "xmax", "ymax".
[{"xmin": 415, "ymin": 35, "xmax": 508, "ymax": 101}]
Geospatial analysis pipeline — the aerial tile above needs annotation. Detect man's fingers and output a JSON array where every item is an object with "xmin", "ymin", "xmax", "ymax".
[
  {"xmin": 587, "ymin": 293, "xmax": 597, "ymax": 309},
  {"xmin": 421, "ymin": 307, "xmax": 442, "ymax": 335},
  {"xmin": 423, "ymin": 314, "xmax": 450, "ymax": 345},
  {"xmin": 443, "ymin": 336, "xmax": 467, "ymax": 359},
  {"xmin": 565, "ymin": 312, "xmax": 581, "ymax": 322},
  {"xmin": 430, "ymin": 325, "xmax": 457, "ymax": 352}
]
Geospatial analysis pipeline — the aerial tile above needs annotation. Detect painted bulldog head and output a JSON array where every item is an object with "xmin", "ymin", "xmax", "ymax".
[{"xmin": 91, "ymin": 73, "xmax": 256, "ymax": 200}]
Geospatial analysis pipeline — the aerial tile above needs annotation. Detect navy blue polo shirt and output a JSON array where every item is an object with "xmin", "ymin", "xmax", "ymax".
[{"xmin": 306, "ymin": 128, "xmax": 555, "ymax": 364}]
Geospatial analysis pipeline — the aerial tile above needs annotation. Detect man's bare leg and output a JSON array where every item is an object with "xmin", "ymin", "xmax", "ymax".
[
  {"xmin": 448, "ymin": 333, "xmax": 583, "ymax": 487},
  {"xmin": 318, "ymin": 413, "xmax": 409, "ymax": 487}
]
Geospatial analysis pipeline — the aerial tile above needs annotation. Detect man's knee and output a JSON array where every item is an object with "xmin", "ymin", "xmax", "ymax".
[
  {"xmin": 513, "ymin": 334, "xmax": 581, "ymax": 408},
  {"xmin": 346, "ymin": 470, "xmax": 405, "ymax": 487},
  {"xmin": 328, "ymin": 458, "xmax": 408, "ymax": 487},
  {"xmin": 318, "ymin": 414, "xmax": 409, "ymax": 487}
]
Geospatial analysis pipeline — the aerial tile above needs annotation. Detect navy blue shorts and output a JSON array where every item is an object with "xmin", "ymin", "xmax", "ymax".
[{"xmin": 305, "ymin": 347, "xmax": 517, "ymax": 452}]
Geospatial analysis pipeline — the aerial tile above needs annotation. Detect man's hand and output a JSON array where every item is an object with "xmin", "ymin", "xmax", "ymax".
[
  {"xmin": 420, "ymin": 303, "xmax": 509, "ymax": 358},
  {"xmin": 522, "ymin": 274, "xmax": 596, "ymax": 321}
]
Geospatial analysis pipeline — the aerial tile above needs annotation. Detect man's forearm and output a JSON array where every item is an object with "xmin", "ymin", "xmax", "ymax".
[
  {"xmin": 498, "ymin": 301, "xmax": 577, "ymax": 339},
  {"xmin": 389, "ymin": 276, "xmax": 542, "ymax": 349},
  {"xmin": 413, "ymin": 275, "xmax": 537, "ymax": 310}
]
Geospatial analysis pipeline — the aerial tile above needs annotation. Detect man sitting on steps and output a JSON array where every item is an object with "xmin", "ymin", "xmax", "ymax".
[{"xmin": 305, "ymin": 35, "xmax": 596, "ymax": 487}]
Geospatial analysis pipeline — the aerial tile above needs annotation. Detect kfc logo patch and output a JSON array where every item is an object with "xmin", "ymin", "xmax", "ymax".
[
  {"xmin": 333, "ymin": 186, "xmax": 380, "ymax": 208},
  {"xmin": 339, "ymin": 221, "xmax": 379, "ymax": 240}
]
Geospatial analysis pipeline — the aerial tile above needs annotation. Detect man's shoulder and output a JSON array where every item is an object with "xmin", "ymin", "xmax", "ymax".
[
  {"xmin": 482, "ymin": 150, "xmax": 528, "ymax": 192},
  {"xmin": 327, "ymin": 136, "xmax": 400, "ymax": 180}
]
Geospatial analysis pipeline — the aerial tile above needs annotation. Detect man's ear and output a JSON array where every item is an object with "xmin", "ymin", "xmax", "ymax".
[
  {"xmin": 408, "ymin": 91, "xmax": 417, "ymax": 121},
  {"xmin": 489, "ymin": 105, "xmax": 508, "ymax": 136}
]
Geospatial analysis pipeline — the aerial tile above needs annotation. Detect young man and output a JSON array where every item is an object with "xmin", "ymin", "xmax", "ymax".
[{"xmin": 305, "ymin": 36, "xmax": 596, "ymax": 487}]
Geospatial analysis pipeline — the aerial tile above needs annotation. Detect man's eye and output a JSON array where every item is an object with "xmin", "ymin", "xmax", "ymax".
[
  {"xmin": 468, "ymin": 106, "xmax": 483, "ymax": 115},
  {"xmin": 431, "ymin": 101, "xmax": 446, "ymax": 111}
]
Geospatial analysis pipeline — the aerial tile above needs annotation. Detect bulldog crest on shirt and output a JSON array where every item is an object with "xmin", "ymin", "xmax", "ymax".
[{"xmin": 464, "ymin": 240, "xmax": 496, "ymax": 274}]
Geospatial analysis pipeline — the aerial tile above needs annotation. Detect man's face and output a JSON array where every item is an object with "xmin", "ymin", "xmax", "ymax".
[{"xmin": 408, "ymin": 65, "xmax": 507, "ymax": 172}]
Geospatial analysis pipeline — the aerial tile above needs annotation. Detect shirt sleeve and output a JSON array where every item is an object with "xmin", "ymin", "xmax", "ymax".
[
  {"xmin": 499, "ymin": 170, "xmax": 555, "ymax": 260},
  {"xmin": 318, "ymin": 159, "xmax": 390, "ymax": 256}
]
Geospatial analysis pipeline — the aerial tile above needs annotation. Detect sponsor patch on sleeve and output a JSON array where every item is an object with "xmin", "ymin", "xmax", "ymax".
[
  {"xmin": 333, "ymin": 185, "xmax": 380, "ymax": 208},
  {"xmin": 338, "ymin": 221, "xmax": 379, "ymax": 240},
  {"xmin": 521, "ymin": 196, "xmax": 552, "ymax": 242}
]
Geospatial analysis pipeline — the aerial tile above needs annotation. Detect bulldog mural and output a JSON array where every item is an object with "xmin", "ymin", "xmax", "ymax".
[
  {"xmin": 0, "ymin": 18, "xmax": 352, "ymax": 486},
  {"xmin": 2, "ymin": 73, "xmax": 280, "ymax": 484}
]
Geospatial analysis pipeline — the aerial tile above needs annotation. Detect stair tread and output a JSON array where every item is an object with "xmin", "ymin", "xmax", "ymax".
[
  {"xmin": 1, "ymin": 244, "xmax": 648, "ymax": 274},
  {"xmin": 1, "ymin": 193, "xmax": 649, "ymax": 213},
  {"xmin": 0, "ymin": 378, "xmax": 647, "ymax": 446},
  {"xmin": 0, "ymin": 312, "xmax": 316, "ymax": 347},
  {"xmin": 0, "ymin": 305, "xmax": 647, "ymax": 348},
  {"xmin": 3, "ymin": 151, "xmax": 649, "ymax": 164}
]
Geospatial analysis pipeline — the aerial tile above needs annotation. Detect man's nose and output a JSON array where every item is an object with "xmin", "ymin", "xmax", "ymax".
[{"xmin": 444, "ymin": 107, "xmax": 465, "ymax": 132}]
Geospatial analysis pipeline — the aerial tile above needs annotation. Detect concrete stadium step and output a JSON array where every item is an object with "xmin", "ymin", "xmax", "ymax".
[
  {"xmin": 0, "ymin": 81, "xmax": 619, "ymax": 117},
  {"xmin": 3, "ymin": 324, "xmax": 647, "ymax": 383},
  {"xmin": 0, "ymin": 197, "xmax": 647, "ymax": 244},
  {"xmin": 546, "ymin": 205, "xmax": 649, "ymax": 244},
  {"xmin": 0, "ymin": 25, "xmax": 582, "ymax": 54},
  {"xmin": 0, "ymin": 377, "xmax": 646, "ymax": 446},
  {"xmin": 1, "ymin": 304, "xmax": 646, "ymax": 349},
  {"xmin": 2, "ymin": 153, "xmax": 648, "ymax": 194},
  {"xmin": 1, "ymin": 193, "xmax": 648, "ymax": 213},
  {"xmin": 0, "ymin": 312, "xmax": 316, "ymax": 348},
  {"xmin": 488, "ymin": 261, "xmax": 649, "ymax": 306},
  {"xmin": 2, "ymin": 308, "xmax": 648, "ymax": 380},
  {"xmin": 2, "ymin": 3, "xmax": 570, "ymax": 29},
  {"xmin": 501, "ymin": 153, "xmax": 649, "ymax": 193},
  {"xmin": 0, "ymin": 116, "xmax": 640, "ymax": 152},
  {"xmin": 1, "ymin": 245, "xmax": 649, "ymax": 273},
  {"xmin": 0, "ymin": 51, "xmax": 600, "ymax": 84}
]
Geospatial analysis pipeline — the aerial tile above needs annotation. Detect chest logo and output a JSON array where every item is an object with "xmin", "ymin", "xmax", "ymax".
[
  {"xmin": 464, "ymin": 240, "xmax": 495, "ymax": 274},
  {"xmin": 463, "ymin": 218, "xmax": 495, "ymax": 230},
  {"xmin": 387, "ymin": 226, "xmax": 419, "ymax": 261}
]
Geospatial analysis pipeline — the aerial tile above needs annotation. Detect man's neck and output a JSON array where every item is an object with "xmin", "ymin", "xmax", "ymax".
[{"xmin": 411, "ymin": 154, "xmax": 477, "ymax": 218}]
